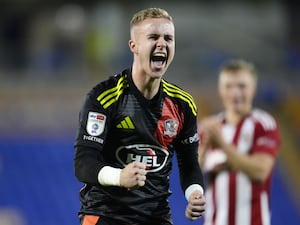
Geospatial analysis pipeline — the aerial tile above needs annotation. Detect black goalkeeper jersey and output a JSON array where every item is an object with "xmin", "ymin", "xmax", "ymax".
[{"xmin": 74, "ymin": 68, "xmax": 203, "ymax": 225}]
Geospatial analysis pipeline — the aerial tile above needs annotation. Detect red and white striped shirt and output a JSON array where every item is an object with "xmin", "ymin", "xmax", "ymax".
[{"xmin": 201, "ymin": 109, "xmax": 281, "ymax": 225}]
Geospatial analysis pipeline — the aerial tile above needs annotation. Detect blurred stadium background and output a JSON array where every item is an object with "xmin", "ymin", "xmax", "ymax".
[{"xmin": 0, "ymin": 0, "xmax": 300, "ymax": 225}]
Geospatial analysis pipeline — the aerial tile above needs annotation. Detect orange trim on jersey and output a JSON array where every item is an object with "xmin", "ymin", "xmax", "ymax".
[{"xmin": 82, "ymin": 215, "xmax": 100, "ymax": 225}]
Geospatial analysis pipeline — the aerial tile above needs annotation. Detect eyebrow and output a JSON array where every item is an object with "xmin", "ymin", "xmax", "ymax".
[{"xmin": 147, "ymin": 33, "xmax": 174, "ymax": 38}]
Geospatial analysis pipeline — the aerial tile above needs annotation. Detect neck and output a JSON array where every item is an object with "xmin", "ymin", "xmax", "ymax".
[
  {"xmin": 131, "ymin": 67, "xmax": 161, "ymax": 100},
  {"xmin": 225, "ymin": 109, "xmax": 250, "ymax": 124}
]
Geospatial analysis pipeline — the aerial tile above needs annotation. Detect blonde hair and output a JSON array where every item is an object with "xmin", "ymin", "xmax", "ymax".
[
  {"xmin": 130, "ymin": 8, "xmax": 173, "ymax": 29},
  {"xmin": 220, "ymin": 59, "xmax": 257, "ymax": 76},
  {"xmin": 219, "ymin": 59, "xmax": 257, "ymax": 80}
]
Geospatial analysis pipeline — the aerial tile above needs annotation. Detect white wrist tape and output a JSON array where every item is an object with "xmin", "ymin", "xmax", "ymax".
[
  {"xmin": 98, "ymin": 166, "xmax": 121, "ymax": 186},
  {"xmin": 185, "ymin": 184, "xmax": 204, "ymax": 201}
]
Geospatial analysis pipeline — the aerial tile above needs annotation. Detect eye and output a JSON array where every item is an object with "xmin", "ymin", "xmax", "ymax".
[
  {"xmin": 148, "ymin": 34, "xmax": 159, "ymax": 40},
  {"xmin": 164, "ymin": 35, "xmax": 173, "ymax": 42},
  {"xmin": 238, "ymin": 83, "xmax": 246, "ymax": 89}
]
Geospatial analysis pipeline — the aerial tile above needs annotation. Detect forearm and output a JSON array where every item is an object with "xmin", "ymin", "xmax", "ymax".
[
  {"xmin": 176, "ymin": 147, "xmax": 204, "ymax": 192},
  {"xmin": 74, "ymin": 146, "xmax": 146, "ymax": 188},
  {"xmin": 220, "ymin": 142, "xmax": 274, "ymax": 182},
  {"xmin": 74, "ymin": 146, "xmax": 105, "ymax": 184}
]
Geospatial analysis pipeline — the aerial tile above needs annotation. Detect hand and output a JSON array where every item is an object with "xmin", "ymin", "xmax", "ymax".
[
  {"xmin": 120, "ymin": 161, "xmax": 147, "ymax": 188},
  {"xmin": 185, "ymin": 190, "xmax": 206, "ymax": 221},
  {"xmin": 198, "ymin": 131, "xmax": 211, "ymax": 166},
  {"xmin": 201, "ymin": 117, "xmax": 224, "ymax": 148},
  {"xmin": 199, "ymin": 130, "xmax": 212, "ymax": 150},
  {"xmin": 212, "ymin": 162, "xmax": 230, "ymax": 173}
]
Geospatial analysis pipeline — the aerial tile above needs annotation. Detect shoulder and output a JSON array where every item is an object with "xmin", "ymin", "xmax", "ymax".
[
  {"xmin": 250, "ymin": 108, "xmax": 281, "ymax": 152},
  {"xmin": 162, "ymin": 79, "xmax": 197, "ymax": 116},
  {"xmin": 250, "ymin": 108, "xmax": 278, "ymax": 131},
  {"xmin": 87, "ymin": 70, "xmax": 130, "ymax": 108}
]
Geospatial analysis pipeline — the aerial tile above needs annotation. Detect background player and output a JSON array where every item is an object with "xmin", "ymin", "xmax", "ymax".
[
  {"xmin": 198, "ymin": 59, "xmax": 281, "ymax": 225},
  {"xmin": 74, "ymin": 8, "xmax": 206, "ymax": 225}
]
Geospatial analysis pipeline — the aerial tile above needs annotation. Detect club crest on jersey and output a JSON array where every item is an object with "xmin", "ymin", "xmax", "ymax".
[
  {"xmin": 86, "ymin": 112, "xmax": 106, "ymax": 136},
  {"xmin": 164, "ymin": 119, "xmax": 178, "ymax": 137}
]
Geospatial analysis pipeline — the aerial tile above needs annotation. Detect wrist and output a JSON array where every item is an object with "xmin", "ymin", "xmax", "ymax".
[
  {"xmin": 98, "ymin": 166, "xmax": 121, "ymax": 186},
  {"xmin": 222, "ymin": 144, "xmax": 238, "ymax": 169},
  {"xmin": 185, "ymin": 184, "xmax": 204, "ymax": 201}
]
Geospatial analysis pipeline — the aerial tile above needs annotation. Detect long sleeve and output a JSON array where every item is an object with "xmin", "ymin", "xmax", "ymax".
[{"xmin": 73, "ymin": 88, "xmax": 110, "ymax": 185}]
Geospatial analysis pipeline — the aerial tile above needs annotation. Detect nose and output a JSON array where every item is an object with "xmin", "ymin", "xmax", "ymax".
[{"xmin": 156, "ymin": 37, "xmax": 166, "ymax": 48}]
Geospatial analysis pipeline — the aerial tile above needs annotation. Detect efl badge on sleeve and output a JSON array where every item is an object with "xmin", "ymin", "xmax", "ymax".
[{"xmin": 86, "ymin": 112, "xmax": 106, "ymax": 136}]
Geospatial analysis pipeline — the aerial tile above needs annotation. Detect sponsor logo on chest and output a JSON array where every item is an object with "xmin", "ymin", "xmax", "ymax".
[{"xmin": 116, "ymin": 144, "xmax": 169, "ymax": 172}]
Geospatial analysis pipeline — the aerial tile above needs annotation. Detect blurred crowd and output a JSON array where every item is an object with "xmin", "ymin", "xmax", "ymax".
[{"xmin": 0, "ymin": 0, "xmax": 299, "ymax": 79}]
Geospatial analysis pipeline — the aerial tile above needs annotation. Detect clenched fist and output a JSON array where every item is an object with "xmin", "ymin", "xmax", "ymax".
[
  {"xmin": 120, "ymin": 161, "xmax": 147, "ymax": 188},
  {"xmin": 185, "ymin": 190, "xmax": 206, "ymax": 220}
]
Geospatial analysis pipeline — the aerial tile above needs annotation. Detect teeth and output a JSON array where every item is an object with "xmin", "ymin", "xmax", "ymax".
[
  {"xmin": 151, "ymin": 52, "xmax": 167, "ymax": 62},
  {"xmin": 153, "ymin": 53, "xmax": 166, "ymax": 57}
]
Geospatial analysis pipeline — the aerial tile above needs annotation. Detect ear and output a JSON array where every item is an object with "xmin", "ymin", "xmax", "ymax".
[{"xmin": 128, "ymin": 39, "xmax": 137, "ymax": 53}]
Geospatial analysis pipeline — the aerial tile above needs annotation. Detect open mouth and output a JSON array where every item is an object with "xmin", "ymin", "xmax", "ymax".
[
  {"xmin": 151, "ymin": 52, "xmax": 167, "ymax": 68},
  {"xmin": 233, "ymin": 97, "xmax": 243, "ymax": 104}
]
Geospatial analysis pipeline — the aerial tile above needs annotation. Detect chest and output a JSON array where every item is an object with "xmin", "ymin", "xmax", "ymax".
[
  {"xmin": 109, "ymin": 94, "xmax": 184, "ymax": 147},
  {"xmin": 222, "ymin": 118, "xmax": 256, "ymax": 154}
]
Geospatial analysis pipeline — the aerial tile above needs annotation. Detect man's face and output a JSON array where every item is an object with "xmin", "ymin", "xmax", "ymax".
[
  {"xmin": 129, "ymin": 18, "xmax": 175, "ymax": 79},
  {"xmin": 218, "ymin": 70, "xmax": 256, "ymax": 115}
]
